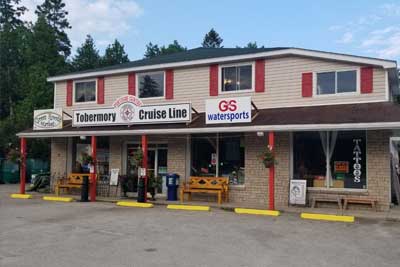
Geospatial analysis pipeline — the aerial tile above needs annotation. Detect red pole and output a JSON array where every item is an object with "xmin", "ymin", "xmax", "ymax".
[
  {"xmin": 19, "ymin": 138, "xmax": 27, "ymax": 194},
  {"xmin": 90, "ymin": 136, "xmax": 97, "ymax": 202},
  {"xmin": 141, "ymin": 135, "xmax": 148, "ymax": 202},
  {"xmin": 268, "ymin": 132, "xmax": 275, "ymax": 210}
]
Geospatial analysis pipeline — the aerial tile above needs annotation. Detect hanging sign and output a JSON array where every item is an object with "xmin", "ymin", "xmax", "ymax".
[
  {"xmin": 289, "ymin": 180, "xmax": 307, "ymax": 205},
  {"xmin": 205, "ymin": 96, "xmax": 252, "ymax": 124},
  {"xmin": 72, "ymin": 95, "xmax": 191, "ymax": 127},
  {"xmin": 33, "ymin": 108, "xmax": 63, "ymax": 130}
]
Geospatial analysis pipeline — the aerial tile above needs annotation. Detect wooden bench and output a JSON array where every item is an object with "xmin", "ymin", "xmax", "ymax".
[
  {"xmin": 343, "ymin": 197, "xmax": 377, "ymax": 211},
  {"xmin": 180, "ymin": 177, "xmax": 229, "ymax": 205},
  {"xmin": 55, "ymin": 173, "xmax": 91, "ymax": 196},
  {"xmin": 311, "ymin": 196, "xmax": 343, "ymax": 210}
]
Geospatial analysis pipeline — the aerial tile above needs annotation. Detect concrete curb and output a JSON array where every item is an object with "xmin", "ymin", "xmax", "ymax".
[
  {"xmin": 10, "ymin": 193, "xmax": 32, "ymax": 199},
  {"xmin": 43, "ymin": 196, "xmax": 74, "ymax": 202},
  {"xmin": 301, "ymin": 212, "xmax": 355, "ymax": 223},
  {"xmin": 235, "ymin": 208, "xmax": 280, "ymax": 216},
  {"xmin": 116, "ymin": 201, "xmax": 154, "ymax": 208}
]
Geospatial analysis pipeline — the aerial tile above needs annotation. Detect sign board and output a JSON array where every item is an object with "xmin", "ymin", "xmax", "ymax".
[
  {"xmin": 289, "ymin": 180, "xmax": 307, "ymax": 205},
  {"xmin": 110, "ymin": 169, "xmax": 119, "ymax": 186},
  {"xmin": 73, "ymin": 95, "xmax": 191, "ymax": 127},
  {"xmin": 205, "ymin": 96, "xmax": 252, "ymax": 124},
  {"xmin": 139, "ymin": 167, "xmax": 146, "ymax": 177},
  {"xmin": 334, "ymin": 161, "xmax": 349, "ymax": 173},
  {"xmin": 33, "ymin": 108, "xmax": 63, "ymax": 130}
]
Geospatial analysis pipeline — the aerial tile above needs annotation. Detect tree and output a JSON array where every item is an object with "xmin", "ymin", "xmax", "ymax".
[
  {"xmin": 144, "ymin": 42, "xmax": 161, "ymax": 58},
  {"xmin": 35, "ymin": 0, "xmax": 71, "ymax": 57},
  {"xmin": 236, "ymin": 42, "xmax": 265, "ymax": 49},
  {"xmin": 144, "ymin": 40, "xmax": 186, "ymax": 58},
  {"xmin": 101, "ymin": 39, "xmax": 129, "ymax": 66},
  {"xmin": 0, "ymin": 0, "xmax": 27, "ymax": 30},
  {"xmin": 202, "ymin": 28, "xmax": 223, "ymax": 48},
  {"xmin": 72, "ymin": 35, "xmax": 101, "ymax": 71}
]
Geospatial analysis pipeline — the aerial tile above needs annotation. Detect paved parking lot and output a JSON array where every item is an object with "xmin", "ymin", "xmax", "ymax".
[{"xmin": 1, "ymin": 186, "xmax": 400, "ymax": 267}]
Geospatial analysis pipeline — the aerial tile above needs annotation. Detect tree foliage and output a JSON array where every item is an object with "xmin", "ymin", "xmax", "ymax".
[
  {"xmin": 144, "ymin": 40, "xmax": 186, "ymax": 58},
  {"xmin": 102, "ymin": 39, "xmax": 129, "ymax": 66},
  {"xmin": 71, "ymin": 35, "xmax": 101, "ymax": 71},
  {"xmin": 202, "ymin": 28, "xmax": 223, "ymax": 48}
]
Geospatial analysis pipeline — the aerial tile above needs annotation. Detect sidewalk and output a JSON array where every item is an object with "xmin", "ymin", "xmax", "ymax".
[{"xmin": 4, "ymin": 183, "xmax": 400, "ymax": 221}]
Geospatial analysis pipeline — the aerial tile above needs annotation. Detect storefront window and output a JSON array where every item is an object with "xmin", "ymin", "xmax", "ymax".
[
  {"xmin": 293, "ymin": 131, "xmax": 367, "ymax": 189},
  {"xmin": 221, "ymin": 64, "xmax": 253, "ymax": 91},
  {"xmin": 72, "ymin": 136, "xmax": 109, "ymax": 177},
  {"xmin": 191, "ymin": 135, "xmax": 217, "ymax": 177},
  {"xmin": 191, "ymin": 134, "xmax": 245, "ymax": 185},
  {"xmin": 293, "ymin": 132, "xmax": 326, "ymax": 187},
  {"xmin": 218, "ymin": 134, "xmax": 245, "ymax": 185},
  {"xmin": 74, "ymin": 81, "xmax": 96, "ymax": 103}
]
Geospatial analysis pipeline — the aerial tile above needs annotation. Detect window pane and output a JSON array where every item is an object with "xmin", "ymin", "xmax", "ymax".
[
  {"xmin": 337, "ymin": 70, "xmax": 357, "ymax": 93},
  {"xmin": 293, "ymin": 132, "xmax": 326, "ymax": 187},
  {"xmin": 222, "ymin": 67, "xmax": 237, "ymax": 91},
  {"xmin": 317, "ymin": 72, "xmax": 335, "ymax": 95},
  {"xmin": 139, "ymin": 73, "xmax": 164, "ymax": 98},
  {"xmin": 75, "ymin": 81, "xmax": 96, "ymax": 103},
  {"xmin": 191, "ymin": 135, "xmax": 217, "ymax": 177},
  {"xmin": 330, "ymin": 131, "xmax": 366, "ymax": 189},
  {"xmin": 218, "ymin": 134, "xmax": 245, "ymax": 185},
  {"xmin": 238, "ymin": 65, "xmax": 252, "ymax": 90}
]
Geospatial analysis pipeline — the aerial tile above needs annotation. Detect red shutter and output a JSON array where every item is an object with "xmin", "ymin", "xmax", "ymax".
[
  {"xmin": 66, "ymin": 80, "xmax": 73, "ymax": 106},
  {"xmin": 165, "ymin": 69, "xmax": 174, "ymax": 99},
  {"xmin": 97, "ymin": 77, "xmax": 105, "ymax": 104},
  {"xmin": 209, "ymin": 64, "xmax": 219, "ymax": 96},
  {"xmin": 255, "ymin": 59, "xmax": 265, "ymax": 93},
  {"xmin": 302, "ymin": 73, "xmax": 313, "ymax": 97},
  {"xmin": 128, "ymin": 72, "xmax": 136, "ymax": 95},
  {"xmin": 361, "ymin": 67, "xmax": 373, "ymax": 94}
]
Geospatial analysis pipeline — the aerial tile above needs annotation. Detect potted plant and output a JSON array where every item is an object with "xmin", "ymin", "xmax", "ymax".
[
  {"xmin": 6, "ymin": 148, "xmax": 22, "ymax": 163},
  {"xmin": 260, "ymin": 146, "xmax": 276, "ymax": 168},
  {"xmin": 148, "ymin": 174, "xmax": 162, "ymax": 200},
  {"xmin": 129, "ymin": 148, "xmax": 143, "ymax": 167},
  {"xmin": 81, "ymin": 153, "xmax": 94, "ymax": 165}
]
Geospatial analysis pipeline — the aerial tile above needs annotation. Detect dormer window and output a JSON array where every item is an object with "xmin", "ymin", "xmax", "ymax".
[
  {"xmin": 316, "ymin": 70, "xmax": 358, "ymax": 95},
  {"xmin": 74, "ymin": 80, "xmax": 96, "ymax": 103},
  {"xmin": 138, "ymin": 72, "xmax": 165, "ymax": 98},
  {"xmin": 220, "ymin": 63, "xmax": 254, "ymax": 92}
]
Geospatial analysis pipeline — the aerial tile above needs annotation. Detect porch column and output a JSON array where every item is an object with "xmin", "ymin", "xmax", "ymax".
[
  {"xmin": 268, "ymin": 132, "xmax": 275, "ymax": 210},
  {"xmin": 19, "ymin": 138, "xmax": 27, "ymax": 194},
  {"xmin": 141, "ymin": 135, "xmax": 148, "ymax": 202},
  {"xmin": 90, "ymin": 136, "xmax": 97, "ymax": 202}
]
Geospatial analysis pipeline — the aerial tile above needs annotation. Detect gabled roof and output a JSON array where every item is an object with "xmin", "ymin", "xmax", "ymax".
[{"xmin": 47, "ymin": 47, "xmax": 397, "ymax": 82}]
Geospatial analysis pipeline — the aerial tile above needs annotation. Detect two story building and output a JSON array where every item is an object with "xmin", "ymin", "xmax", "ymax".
[{"xmin": 17, "ymin": 47, "xmax": 400, "ymax": 211}]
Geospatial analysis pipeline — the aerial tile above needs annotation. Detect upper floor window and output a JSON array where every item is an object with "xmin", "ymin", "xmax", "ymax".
[
  {"xmin": 138, "ymin": 72, "xmax": 164, "ymax": 98},
  {"xmin": 316, "ymin": 70, "xmax": 357, "ymax": 95},
  {"xmin": 221, "ymin": 64, "xmax": 253, "ymax": 92},
  {"xmin": 74, "ymin": 80, "xmax": 96, "ymax": 103}
]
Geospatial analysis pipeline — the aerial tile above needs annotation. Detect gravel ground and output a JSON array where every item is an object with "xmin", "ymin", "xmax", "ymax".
[{"xmin": 1, "ymin": 185, "xmax": 400, "ymax": 267}]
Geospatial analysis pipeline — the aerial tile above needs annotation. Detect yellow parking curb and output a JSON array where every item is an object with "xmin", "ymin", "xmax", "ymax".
[
  {"xmin": 301, "ymin": 213, "xmax": 355, "ymax": 223},
  {"xmin": 43, "ymin": 196, "xmax": 74, "ymax": 202},
  {"xmin": 167, "ymin": 204, "xmax": 210, "ymax": 211},
  {"xmin": 11, "ymin": 193, "xmax": 32, "ymax": 199},
  {"xmin": 234, "ymin": 208, "xmax": 280, "ymax": 216},
  {"xmin": 116, "ymin": 201, "xmax": 154, "ymax": 208}
]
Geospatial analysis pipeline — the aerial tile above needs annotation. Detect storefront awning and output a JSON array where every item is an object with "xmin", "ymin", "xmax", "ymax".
[{"xmin": 17, "ymin": 102, "xmax": 400, "ymax": 138}]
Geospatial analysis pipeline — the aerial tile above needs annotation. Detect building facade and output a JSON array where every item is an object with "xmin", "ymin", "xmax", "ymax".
[{"xmin": 18, "ymin": 47, "xmax": 400, "ymax": 211}]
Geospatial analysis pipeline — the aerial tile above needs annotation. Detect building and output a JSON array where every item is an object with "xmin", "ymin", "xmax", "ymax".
[{"xmin": 17, "ymin": 47, "xmax": 400, "ymax": 211}]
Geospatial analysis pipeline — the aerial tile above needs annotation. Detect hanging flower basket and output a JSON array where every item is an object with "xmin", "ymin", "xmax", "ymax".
[
  {"xmin": 81, "ymin": 153, "xmax": 94, "ymax": 165},
  {"xmin": 260, "ymin": 146, "xmax": 276, "ymax": 168}
]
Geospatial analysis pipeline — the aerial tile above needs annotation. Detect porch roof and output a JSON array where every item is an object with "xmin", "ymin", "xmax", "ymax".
[{"xmin": 17, "ymin": 102, "xmax": 400, "ymax": 138}]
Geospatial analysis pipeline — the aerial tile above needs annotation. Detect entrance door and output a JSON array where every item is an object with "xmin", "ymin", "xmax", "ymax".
[{"xmin": 125, "ymin": 144, "xmax": 168, "ymax": 195}]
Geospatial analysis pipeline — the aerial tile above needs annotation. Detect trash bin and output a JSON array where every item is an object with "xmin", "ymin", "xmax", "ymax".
[
  {"xmin": 137, "ymin": 177, "xmax": 146, "ymax": 203},
  {"xmin": 166, "ymin": 173, "xmax": 180, "ymax": 201}
]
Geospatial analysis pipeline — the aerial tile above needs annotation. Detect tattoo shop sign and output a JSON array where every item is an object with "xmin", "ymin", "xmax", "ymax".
[
  {"xmin": 72, "ymin": 95, "xmax": 191, "ymax": 127},
  {"xmin": 205, "ymin": 96, "xmax": 252, "ymax": 124},
  {"xmin": 33, "ymin": 108, "xmax": 63, "ymax": 130}
]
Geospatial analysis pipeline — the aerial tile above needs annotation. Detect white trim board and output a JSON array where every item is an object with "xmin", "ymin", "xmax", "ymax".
[
  {"xmin": 17, "ymin": 121, "xmax": 400, "ymax": 138},
  {"xmin": 47, "ymin": 48, "xmax": 397, "ymax": 82}
]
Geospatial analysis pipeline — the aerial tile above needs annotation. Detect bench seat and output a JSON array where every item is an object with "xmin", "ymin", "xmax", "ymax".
[
  {"xmin": 180, "ymin": 177, "xmax": 229, "ymax": 205},
  {"xmin": 55, "ymin": 173, "xmax": 92, "ymax": 196},
  {"xmin": 343, "ymin": 197, "xmax": 377, "ymax": 211},
  {"xmin": 311, "ymin": 196, "xmax": 343, "ymax": 210}
]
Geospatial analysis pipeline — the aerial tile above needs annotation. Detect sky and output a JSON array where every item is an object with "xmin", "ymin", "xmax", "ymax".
[{"xmin": 20, "ymin": 0, "xmax": 400, "ymax": 62}]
